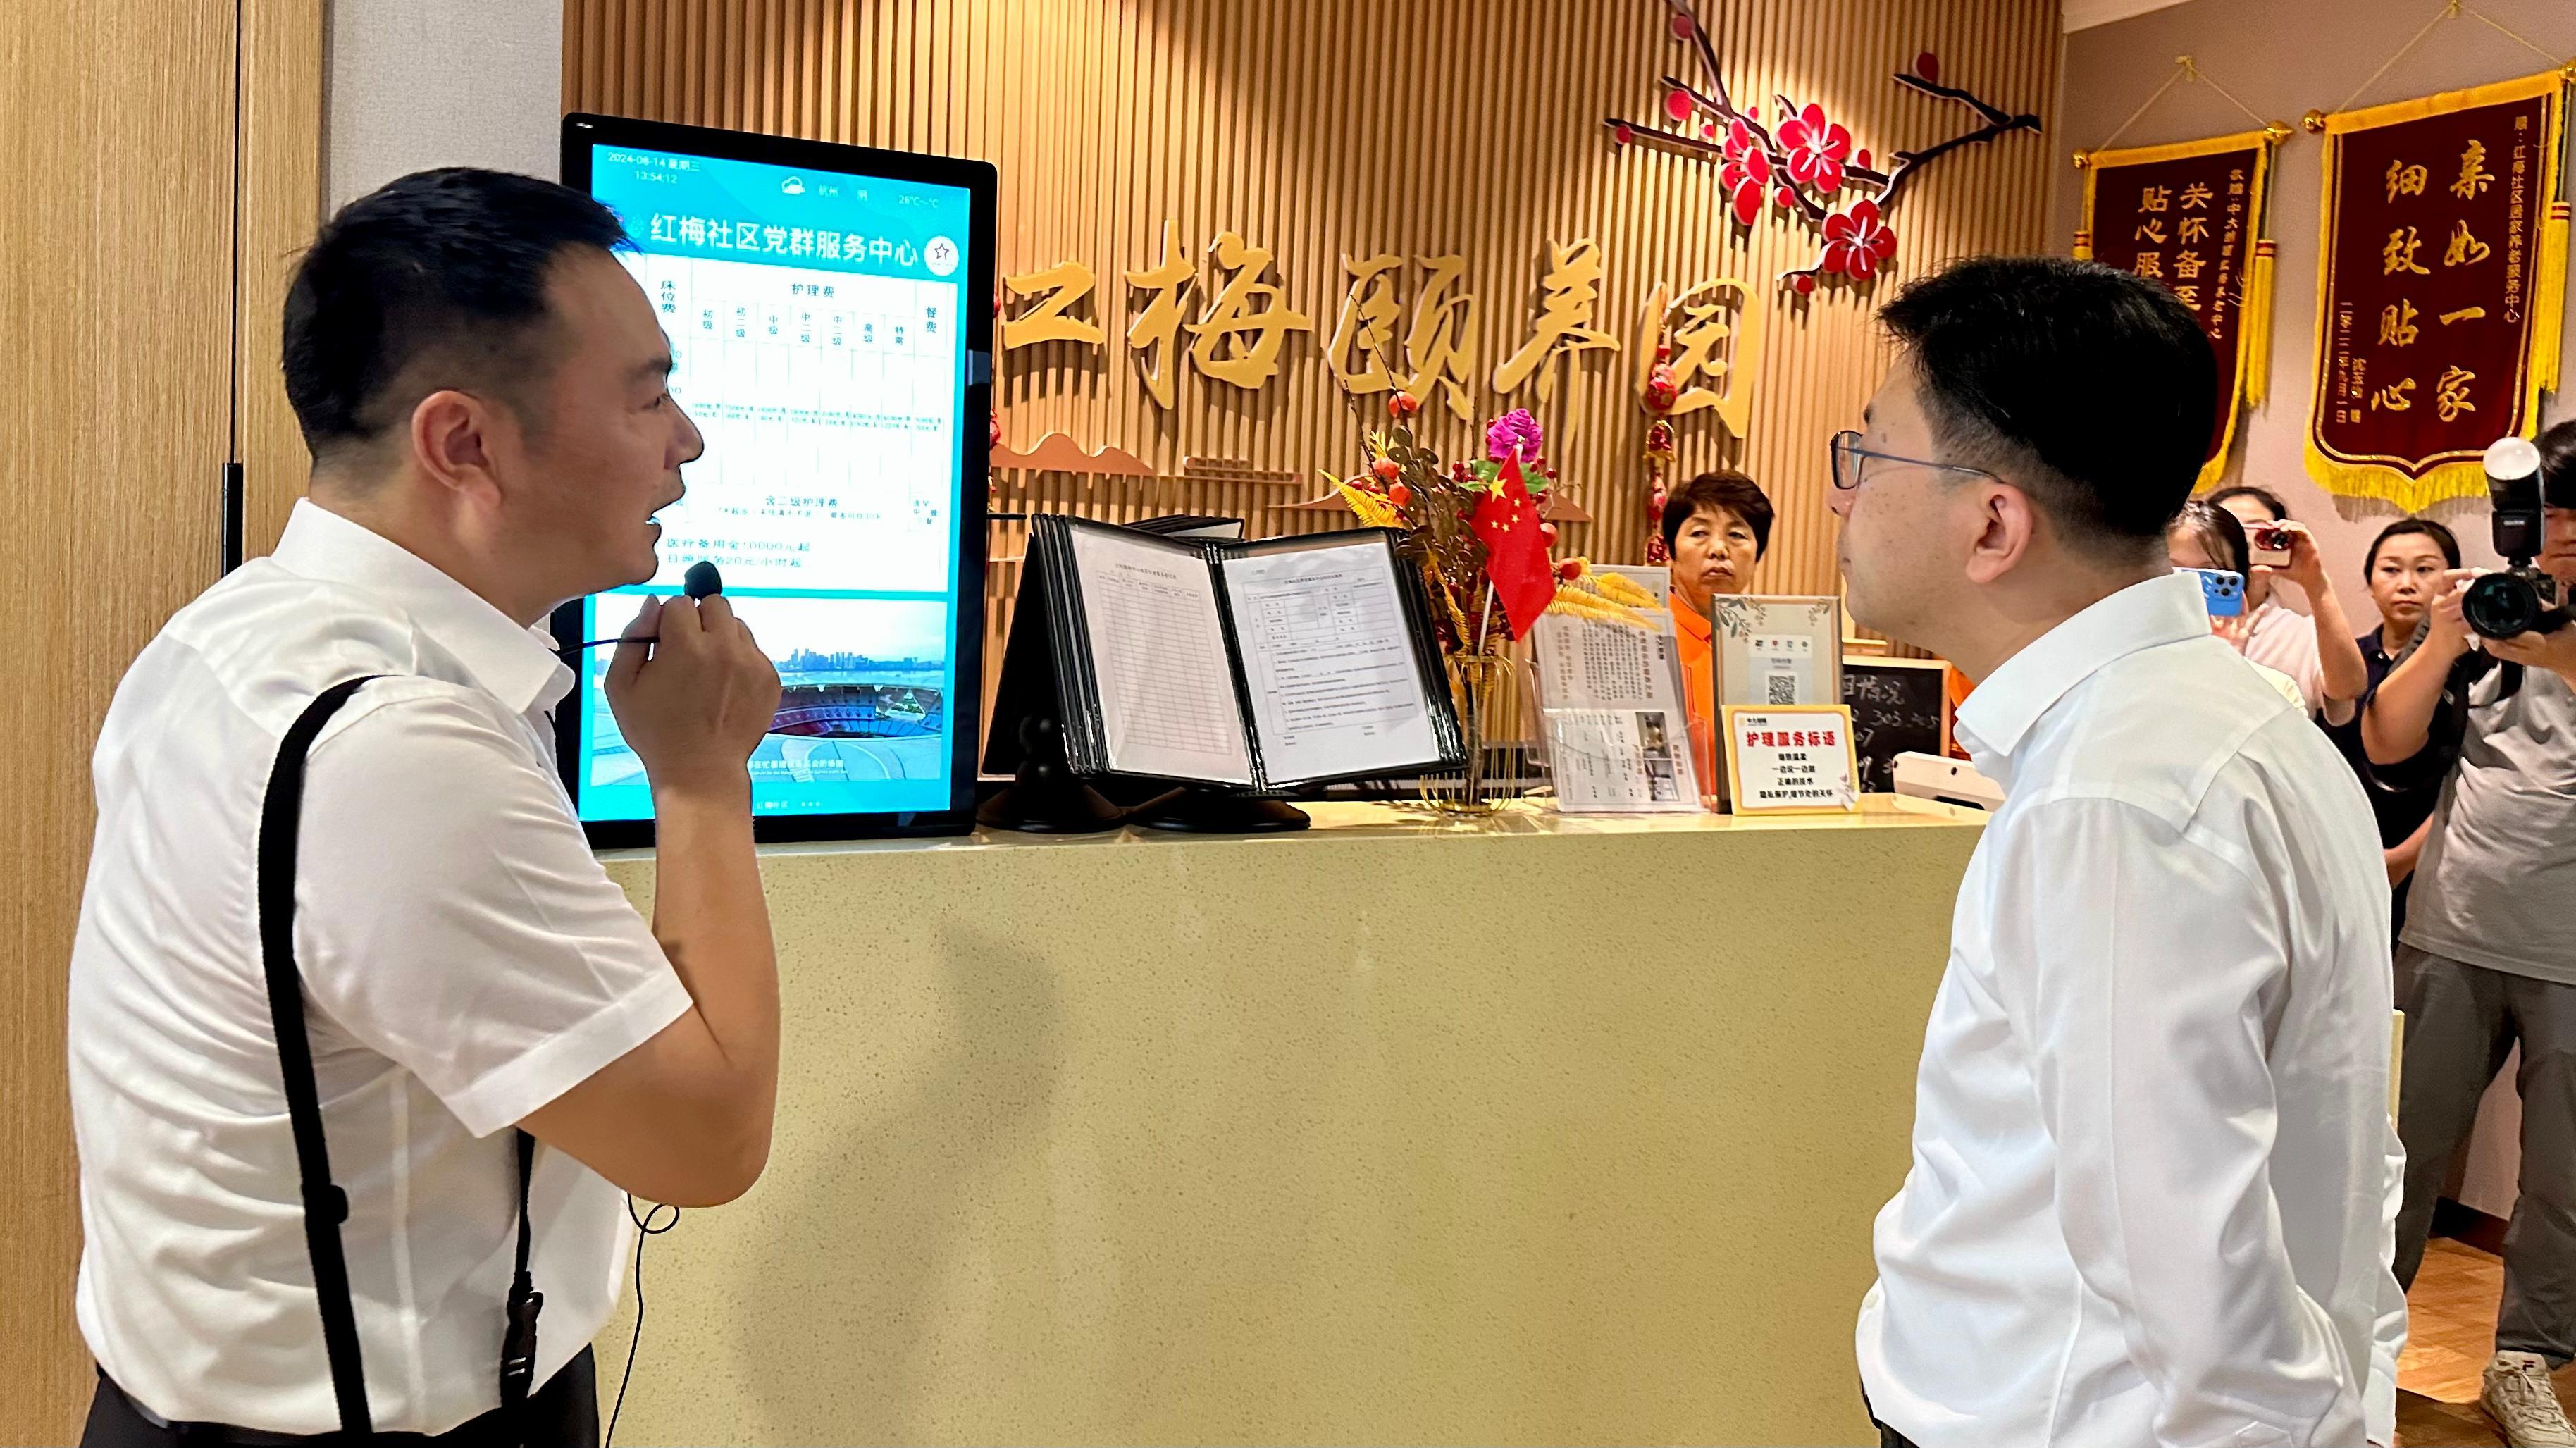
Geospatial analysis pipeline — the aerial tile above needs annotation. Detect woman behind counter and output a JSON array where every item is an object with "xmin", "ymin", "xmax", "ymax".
[{"xmin": 1665, "ymin": 471, "xmax": 1774, "ymax": 789}]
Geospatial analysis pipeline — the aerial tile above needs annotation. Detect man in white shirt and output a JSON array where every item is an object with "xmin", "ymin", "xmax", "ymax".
[
  {"xmin": 70, "ymin": 169, "xmax": 783, "ymax": 1443},
  {"xmin": 1835, "ymin": 256, "xmax": 2406, "ymax": 1448},
  {"xmin": 2210, "ymin": 485, "xmax": 2371, "ymax": 723}
]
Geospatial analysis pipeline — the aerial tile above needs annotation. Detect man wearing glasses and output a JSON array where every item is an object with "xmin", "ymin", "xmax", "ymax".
[{"xmin": 1843, "ymin": 257, "xmax": 2405, "ymax": 1448}]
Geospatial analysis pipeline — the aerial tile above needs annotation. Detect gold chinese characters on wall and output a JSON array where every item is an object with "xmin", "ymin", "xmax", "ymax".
[{"xmin": 1001, "ymin": 229, "xmax": 1753, "ymax": 448}]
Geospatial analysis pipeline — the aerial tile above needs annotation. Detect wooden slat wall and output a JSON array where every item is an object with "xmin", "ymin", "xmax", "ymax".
[
  {"xmin": 566, "ymin": 0, "xmax": 2061, "ymax": 712},
  {"xmin": 2, "ymin": 1, "xmax": 240, "ymax": 1440},
  {"xmin": 235, "ymin": 0, "xmax": 330, "ymax": 562}
]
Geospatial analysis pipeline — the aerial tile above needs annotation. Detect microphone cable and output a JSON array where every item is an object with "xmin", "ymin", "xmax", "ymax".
[{"xmin": 605, "ymin": 1194, "xmax": 681, "ymax": 1448}]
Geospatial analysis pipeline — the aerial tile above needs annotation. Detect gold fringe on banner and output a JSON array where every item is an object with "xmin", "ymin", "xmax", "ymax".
[
  {"xmin": 2243, "ymin": 240, "xmax": 2278, "ymax": 408},
  {"xmin": 2079, "ymin": 129, "xmax": 2279, "ymax": 493},
  {"xmin": 2538, "ymin": 200, "xmax": 2570, "ymax": 396},
  {"xmin": 2303, "ymin": 68, "xmax": 2571, "ymax": 512}
]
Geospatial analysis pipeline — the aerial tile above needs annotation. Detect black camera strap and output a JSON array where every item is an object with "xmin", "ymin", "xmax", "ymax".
[{"xmin": 259, "ymin": 676, "xmax": 543, "ymax": 1441}]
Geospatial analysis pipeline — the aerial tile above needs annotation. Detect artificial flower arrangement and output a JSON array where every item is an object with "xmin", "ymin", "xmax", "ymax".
[
  {"xmin": 1325, "ymin": 397, "xmax": 1674, "ymax": 647},
  {"xmin": 1322, "ymin": 399, "xmax": 1568, "ymax": 657},
  {"xmin": 1323, "ymin": 399, "xmax": 1674, "ymax": 811}
]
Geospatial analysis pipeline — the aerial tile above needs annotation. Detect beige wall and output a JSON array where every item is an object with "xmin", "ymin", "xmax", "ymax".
[
  {"xmin": 2055, "ymin": 0, "xmax": 2576, "ymax": 598},
  {"xmin": 326, "ymin": 0, "xmax": 563, "ymax": 212}
]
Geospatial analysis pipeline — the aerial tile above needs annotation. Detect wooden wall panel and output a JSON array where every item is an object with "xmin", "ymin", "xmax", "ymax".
[
  {"xmin": 568, "ymin": 0, "xmax": 2060, "ymax": 705},
  {"xmin": 237, "ymin": 0, "xmax": 330, "ymax": 561},
  {"xmin": 1, "ymin": 2, "xmax": 237, "ymax": 1440}
]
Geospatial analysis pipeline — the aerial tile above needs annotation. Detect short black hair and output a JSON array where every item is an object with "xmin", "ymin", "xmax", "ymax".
[
  {"xmin": 1663, "ymin": 470, "xmax": 1774, "ymax": 559},
  {"xmin": 282, "ymin": 168, "xmax": 629, "ymax": 466},
  {"xmin": 2208, "ymin": 485, "xmax": 2290, "ymax": 521},
  {"xmin": 2541, "ymin": 419, "xmax": 2576, "ymax": 507},
  {"xmin": 2363, "ymin": 517, "xmax": 2462, "ymax": 576},
  {"xmin": 1878, "ymin": 256, "xmax": 2215, "ymax": 562},
  {"xmin": 2171, "ymin": 500, "xmax": 2249, "ymax": 578}
]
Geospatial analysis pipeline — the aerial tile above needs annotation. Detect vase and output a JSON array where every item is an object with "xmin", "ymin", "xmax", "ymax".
[{"xmin": 1422, "ymin": 650, "xmax": 1522, "ymax": 815}]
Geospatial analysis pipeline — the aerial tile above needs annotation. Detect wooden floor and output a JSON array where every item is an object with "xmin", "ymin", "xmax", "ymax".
[{"xmin": 2396, "ymin": 1237, "xmax": 2576, "ymax": 1446}]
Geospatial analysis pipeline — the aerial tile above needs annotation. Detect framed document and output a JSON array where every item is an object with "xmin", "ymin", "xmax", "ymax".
[
  {"xmin": 1721, "ymin": 705, "xmax": 1862, "ymax": 816},
  {"xmin": 1709, "ymin": 595, "xmax": 1844, "ymax": 708}
]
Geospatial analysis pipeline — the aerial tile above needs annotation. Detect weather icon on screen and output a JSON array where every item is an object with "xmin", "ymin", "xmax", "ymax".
[{"xmin": 781, "ymin": 175, "xmax": 806, "ymax": 195}]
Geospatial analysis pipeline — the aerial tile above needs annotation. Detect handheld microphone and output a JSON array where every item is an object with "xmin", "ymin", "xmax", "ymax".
[{"xmin": 560, "ymin": 562, "xmax": 726, "ymax": 653}]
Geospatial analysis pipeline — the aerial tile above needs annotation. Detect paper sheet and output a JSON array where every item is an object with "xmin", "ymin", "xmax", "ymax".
[
  {"xmin": 1531, "ymin": 614, "xmax": 1701, "ymax": 812},
  {"xmin": 1544, "ymin": 708, "xmax": 1698, "ymax": 810},
  {"xmin": 1221, "ymin": 539, "xmax": 1442, "ymax": 785},
  {"xmin": 1066, "ymin": 526, "xmax": 1253, "ymax": 784},
  {"xmin": 1532, "ymin": 612, "xmax": 1687, "ymax": 712}
]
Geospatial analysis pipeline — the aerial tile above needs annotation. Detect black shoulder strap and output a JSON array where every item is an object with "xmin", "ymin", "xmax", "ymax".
[
  {"xmin": 259, "ymin": 676, "xmax": 385, "ymax": 1437},
  {"xmin": 260, "ymin": 677, "xmax": 545, "ymax": 1440},
  {"xmin": 501, "ymin": 1128, "xmax": 544, "ymax": 1414}
]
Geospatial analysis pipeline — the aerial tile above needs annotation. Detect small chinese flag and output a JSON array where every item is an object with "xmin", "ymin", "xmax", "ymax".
[{"xmin": 1470, "ymin": 453, "xmax": 1557, "ymax": 642}]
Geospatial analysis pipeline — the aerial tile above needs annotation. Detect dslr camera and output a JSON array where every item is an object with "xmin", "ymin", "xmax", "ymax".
[{"xmin": 2465, "ymin": 435, "xmax": 2571, "ymax": 639}]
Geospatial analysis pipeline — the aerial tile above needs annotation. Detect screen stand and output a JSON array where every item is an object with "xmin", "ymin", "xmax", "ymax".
[
  {"xmin": 1130, "ymin": 786, "xmax": 1311, "ymax": 834},
  {"xmin": 977, "ymin": 716, "xmax": 1125, "ymax": 834}
]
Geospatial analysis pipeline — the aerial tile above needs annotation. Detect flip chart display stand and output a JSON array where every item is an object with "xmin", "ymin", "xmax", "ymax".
[{"xmin": 984, "ymin": 515, "xmax": 1463, "ymax": 834}]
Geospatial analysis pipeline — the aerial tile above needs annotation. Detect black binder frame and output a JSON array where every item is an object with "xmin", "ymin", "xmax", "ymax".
[{"xmin": 1024, "ymin": 515, "xmax": 1466, "ymax": 793}]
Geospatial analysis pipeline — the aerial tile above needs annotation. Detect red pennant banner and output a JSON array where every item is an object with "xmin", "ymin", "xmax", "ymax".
[
  {"xmin": 2308, "ymin": 72, "xmax": 2570, "ymax": 510},
  {"xmin": 2081, "ymin": 135, "xmax": 2272, "ymax": 486}
]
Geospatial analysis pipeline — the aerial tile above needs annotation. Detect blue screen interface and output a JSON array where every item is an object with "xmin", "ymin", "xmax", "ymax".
[{"xmin": 581, "ymin": 143, "xmax": 971, "ymax": 821}]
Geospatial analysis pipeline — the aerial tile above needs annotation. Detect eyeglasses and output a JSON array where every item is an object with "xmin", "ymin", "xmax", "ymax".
[{"xmin": 1828, "ymin": 430, "xmax": 1999, "ymax": 493}]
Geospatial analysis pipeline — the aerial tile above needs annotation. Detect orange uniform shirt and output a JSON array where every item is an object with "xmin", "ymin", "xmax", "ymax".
[{"xmin": 1671, "ymin": 591, "xmax": 1717, "ymax": 791}]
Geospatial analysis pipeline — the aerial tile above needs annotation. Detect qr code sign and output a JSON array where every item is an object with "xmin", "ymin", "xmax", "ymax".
[{"xmin": 1766, "ymin": 674, "xmax": 1797, "ymax": 705}]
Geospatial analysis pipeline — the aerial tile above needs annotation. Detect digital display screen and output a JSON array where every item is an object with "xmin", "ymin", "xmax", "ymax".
[{"xmin": 575, "ymin": 140, "xmax": 974, "ymax": 824}]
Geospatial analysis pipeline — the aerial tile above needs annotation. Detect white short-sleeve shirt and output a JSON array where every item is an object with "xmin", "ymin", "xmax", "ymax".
[{"xmin": 68, "ymin": 500, "xmax": 691, "ymax": 1433}]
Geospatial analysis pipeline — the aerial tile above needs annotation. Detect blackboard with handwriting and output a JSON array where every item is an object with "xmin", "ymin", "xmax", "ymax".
[{"xmin": 1840, "ymin": 658, "xmax": 1948, "ymax": 793}]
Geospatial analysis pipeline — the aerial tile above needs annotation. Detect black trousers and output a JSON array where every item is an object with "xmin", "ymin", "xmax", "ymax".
[{"xmin": 82, "ymin": 1347, "xmax": 597, "ymax": 1448}]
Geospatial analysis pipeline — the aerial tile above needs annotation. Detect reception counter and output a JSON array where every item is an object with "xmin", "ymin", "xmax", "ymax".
[{"xmin": 592, "ymin": 798, "xmax": 1984, "ymax": 1445}]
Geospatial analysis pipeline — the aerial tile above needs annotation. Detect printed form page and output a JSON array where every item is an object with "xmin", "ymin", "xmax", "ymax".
[
  {"xmin": 1065, "ymin": 527, "xmax": 1253, "ymax": 784},
  {"xmin": 1220, "ymin": 538, "xmax": 1441, "ymax": 784}
]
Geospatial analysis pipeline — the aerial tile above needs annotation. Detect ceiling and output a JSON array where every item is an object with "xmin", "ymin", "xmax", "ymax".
[{"xmin": 2064, "ymin": 0, "xmax": 2200, "ymax": 31}]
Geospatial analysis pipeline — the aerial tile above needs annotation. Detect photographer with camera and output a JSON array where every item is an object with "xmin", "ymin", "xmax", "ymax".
[
  {"xmin": 2364, "ymin": 423, "xmax": 2576, "ymax": 1445},
  {"xmin": 2210, "ymin": 485, "xmax": 2372, "ymax": 722}
]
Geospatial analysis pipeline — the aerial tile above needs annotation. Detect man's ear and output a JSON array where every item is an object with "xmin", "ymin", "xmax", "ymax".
[
  {"xmin": 409, "ymin": 389, "xmax": 505, "ymax": 508},
  {"xmin": 1962, "ymin": 482, "xmax": 2040, "ymax": 587}
]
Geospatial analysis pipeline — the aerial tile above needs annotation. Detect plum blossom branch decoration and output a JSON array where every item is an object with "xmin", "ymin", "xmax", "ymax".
[{"xmin": 1604, "ymin": 0, "xmax": 2042, "ymax": 292}]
